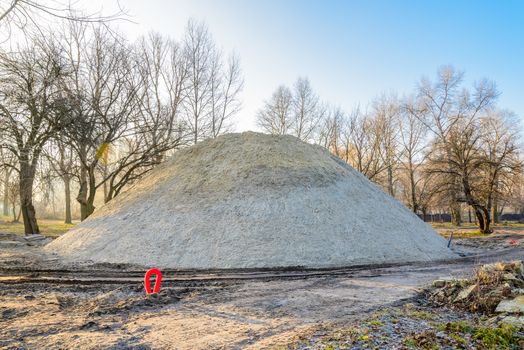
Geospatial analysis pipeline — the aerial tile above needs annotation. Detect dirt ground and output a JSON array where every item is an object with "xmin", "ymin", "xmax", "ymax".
[{"xmin": 0, "ymin": 227, "xmax": 523, "ymax": 349}]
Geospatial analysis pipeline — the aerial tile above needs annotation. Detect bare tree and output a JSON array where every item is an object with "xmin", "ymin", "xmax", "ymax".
[
  {"xmin": 317, "ymin": 106, "xmax": 344, "ymax": 153},
  {"xmin": 45, "ymin": 139, "xmax": 76, "ymax": 223},
  {"xmin": 5, "ymin": 172, "xmax": 20, "ymax": 221},
  {"xmin": 257, "ymin": 67, "xmax": 523, "ymax": 230},
  {"xmin": 371, "ymin": 95, "xmax": 401, "ymax": 196},
  {"xmin": 183, "ymin": 19, "xmax": 215, "ymax": 144},
  {"xmin": 339, "ymin": 109, "xmax": 386, "ymax": 182},
  {"xmin": 258, "ymin": 77, "xmax": 325, "ymax": 142},
  {"xmin": 59, "ymin": 24, "xmax": 193, "ymax": 220},
  {"xmin": 0, "ymin": 17, "xmax": 245, "ymax": 224},
  {"xmin": 0, "ymin": 38, "xmax": 71, "ymax": 234},
  {"xmin": 0, "ymin": 0, "xmax": 125, "ymax": 41},
  {"xmin": 97, "ymin": 33, "xmax": 189, "ymax": 203},
  {"xmin": 478, "ymin": 110, "xmax": 522, "ymax": 224},
  {"xmin": 183, "ymin": 20, "xmax": 242, "ymax": 143},
  {"xmin": 420, "ymin": 67, "xmax": 501, "ymax": 233},
  {"xmin": 208, "ymin": 53, "xmax": 243, "ymax": 138},
  {"xmin": 290, "ymin": 77, "xmax": 325, "ymax": 142},
  {"xmin": 399, "ymin": 97, "xmax": 429, "ymax": 212},
  {"xmin": 60, "ymin": 23, "xmax": 137, "ymax": 219},
  {"xmin": 0, "ymin": 148, "xmax": 17, "ymax": 216},
  {"xmin": 256, "ymin": 85, "xmax": 293, "ymax": 135},
  {"xmin": 415, "ymin": 66, "xmax": 469, "ymax": 225}
]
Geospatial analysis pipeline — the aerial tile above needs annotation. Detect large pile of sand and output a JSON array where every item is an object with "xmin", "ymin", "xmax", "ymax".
[{"xmin": 46, "ymin": 132, "xmax": 456, "ymax": 269}]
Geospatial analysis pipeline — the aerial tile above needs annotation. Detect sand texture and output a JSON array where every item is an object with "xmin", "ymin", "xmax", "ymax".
[{"xmin": 46, "ymin": 132, "xmax": 456, "ymax": 268}]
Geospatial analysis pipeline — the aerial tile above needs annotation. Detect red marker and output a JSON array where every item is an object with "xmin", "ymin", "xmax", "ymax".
[
  {"xmin": 509, "ymin": 239, "xmax": 518, "ymax": 245},
  {"xmin": 144, "ymin": 268, "xmax": 163, "ymax": 295}
]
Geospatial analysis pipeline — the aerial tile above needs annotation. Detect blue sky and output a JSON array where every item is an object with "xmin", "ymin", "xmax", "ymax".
[{"xmin": 91, "ymin": 0, "xmax": 524, "ymax": 130}]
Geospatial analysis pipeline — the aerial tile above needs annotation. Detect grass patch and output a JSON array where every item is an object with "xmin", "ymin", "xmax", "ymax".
[
  {"xmin": 449, "ymin": 333, "xmax": 467, "ymax": 347},
  {"xmin": 402, "ymin": 337, "xmax": 417, "ymax": 348},
  {"xmin": 500, "ymin": 222, "xmax": 524, "ymax": 227},
  {"xmin": 406, "ymin": 309, "xmax": 436, "ymax": 321},
  {"xmin": 366, "ymin": 319, "xmax": 384, "ymax": 327},
  {"xmin": 0, "ymin": 217, "xmax": 75, "ymax": 238},
  {"xmin": 431, "ymin": 222, "xmax": 479, "ymax": 229},
  {"xmin": 438, "ymin": 321, "xmax": 523, "ymax": 350},
  {"xmin": 402, "ymin": 330, "xmax": 439, "ymax": 350},
  {"xmin": 438, "ymin": 320, "xmax": 472, "ymax": 333},
  {"xmin": 437, "ymin": 229, "xmax": 485, "ymax": 239},
  {"xmin": 473, "ymin": 324, "xmax": 521, "ymax": 350}
]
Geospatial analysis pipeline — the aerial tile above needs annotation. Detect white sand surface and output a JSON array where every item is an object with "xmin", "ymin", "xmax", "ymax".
[{"xmin": 46, "ymin": 132, "xmax": 456, "ymax": 268}]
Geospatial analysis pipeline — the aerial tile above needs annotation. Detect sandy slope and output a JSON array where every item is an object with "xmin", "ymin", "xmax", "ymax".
[{"xmin": 46, "ymin": 132, "xmax": 456, "ymax": 268}]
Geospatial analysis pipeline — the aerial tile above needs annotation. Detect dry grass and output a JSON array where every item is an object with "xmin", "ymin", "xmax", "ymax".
[
  {"xmin": 431, "ymin": 222, "xmax": 478, "ymax": 229},
  {"xmin": 432, "ymin": 222, "xmax": 524, "ymax": 236},
  {"xmin": 440, "ymin": 230, "xmax": 484, "ymax": 239},
  {"xmin": 0, "ymin": 215, "xmax": 76, "ymax": 238}
]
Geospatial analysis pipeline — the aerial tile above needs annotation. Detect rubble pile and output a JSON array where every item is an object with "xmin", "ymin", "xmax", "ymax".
[
  {"xmin": 0, "ymin": 233, "xmax": 52, "ymax": 248},
  {"xmin": 428, "ymin": 260, "xmax": 524, "ymax": 328}
]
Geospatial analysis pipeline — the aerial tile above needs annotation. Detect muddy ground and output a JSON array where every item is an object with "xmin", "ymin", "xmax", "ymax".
[{"xmin": 0, "ymin": 228, "xmax": 523, "ymax": 349}]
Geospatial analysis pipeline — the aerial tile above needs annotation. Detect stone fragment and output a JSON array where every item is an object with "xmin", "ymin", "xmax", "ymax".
[
  {"xmin": 0, "ymin": 240, "xmax": 25, "ymax": 248},
  {"xmin": 498, "ymin": 315, "xmax": 524, "ymax": 328},
  {"xmin": 454, "ymin": 284, "xmax": 477, "ymax": 303},
  {"xmin": 432, "ymin": 280, "xmax": 447, "ymax": 288},
  {"xmin": 495, "ymin": 295, "xmax": 524, "ymax": 314},
  {"xmin": 24, "ymin": 234, "xmax": 48, "ymax": 241}
]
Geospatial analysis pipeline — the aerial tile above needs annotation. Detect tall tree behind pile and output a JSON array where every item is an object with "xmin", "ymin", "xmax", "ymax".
[
  {"xmin": 183, "ymin": 19, "xmax": 243, "ymax": 144},
  {"xmin": 419, "ymin": 66, "xmax": 520, "ymax": 233},
  {"xmin": 58, "ymin": 22, "xmax": 137, "ymax": 220},
  {"xmin": 0, "ymin": 39, "xmax": 71, "ymax": 234},
  {"xmin": 257, "ymin": 77, "xmax": 325, "ymax": 142}
]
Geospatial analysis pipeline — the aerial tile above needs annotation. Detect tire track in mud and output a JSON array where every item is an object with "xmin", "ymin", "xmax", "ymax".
[{"xmin": 0, "ymin": 247, "xmax": 521, "ymax": 287}]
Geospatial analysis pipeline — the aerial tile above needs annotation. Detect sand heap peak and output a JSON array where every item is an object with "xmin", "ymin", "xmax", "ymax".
[{"xmin": 46, "ymin": 132, "xmax": 455, "ymax": 269}]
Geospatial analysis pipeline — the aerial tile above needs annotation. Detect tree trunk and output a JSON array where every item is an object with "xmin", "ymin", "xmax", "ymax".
[
  {"xmin": 492, "ymin": 198, "xmax": 499, "ymax": 224},
  {"xmin": 473, "ymin": 205, "xmax": 492, "ymax": 234},
  {"xmin": 63, "ymin": 174, "xmax": 72, "ymax": 224},
  {"xmin": 450, "ymin": 201, "xmax": 461, "ymax": 226},
  {"xmin": 445, "ymin": 146, "xmax": 461, "ymax": 226},
  {"xmin": 473, "ymin": 207, "xmax": 485, "ymax": 232},
  {"xmin": 387, "ymin": 165, "xmax": 394, "ymax": 197},
  {"xmin": 77, "ymin": 166, "xmax": 96, "ymax": 221},
  {"xmin": 102, "ymin": 162, "xmax": 109, "ymax": 203},
  {"xmin": 11, "ymin": 201, "xmax": 17, "ymax": 222},
  {"xmin": 490, "ymin": 179, "xmax": 499, "ymax": 224},
  {"xmin": 194, "ymin": 113, "xmax": 198, "ymax": 144},
  {"xmin": 482, "ymin": 206, "xmax": 491, "ymax": 234},
  {"xmin": 19, "ymin": 162, "xmax": 39, "ymax": 235},
  {"xmin": 3, "ymin": 169, "xmax": 9, "ymax": 216},
  {"xmin": 409, "ymin": 165, "xmax": 417, "ymax": 213}
]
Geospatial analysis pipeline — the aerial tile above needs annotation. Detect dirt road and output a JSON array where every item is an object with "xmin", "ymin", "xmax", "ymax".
[{"xmin": 0, "ymin": 235, "xmax": 522, "ymax": 349}]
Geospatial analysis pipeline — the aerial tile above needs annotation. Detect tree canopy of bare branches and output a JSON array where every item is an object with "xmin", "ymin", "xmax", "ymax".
[
  {"xmin": 258, "ymin": 67, "xmax": 522, "ymax": 234},
  {"xmin": 0, "ymin": 18, "xmax": 244, "ymax": 234},
  {"xmin": 0, "ymin": 0, "xmax": 126, "ymax": 41},
  {"xmin": 0, "ymin": 38, "xmax": 72, "ymax": 234}
]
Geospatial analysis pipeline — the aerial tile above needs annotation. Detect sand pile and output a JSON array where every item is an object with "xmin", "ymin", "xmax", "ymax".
[{"xmin": 46, "ymin": 132, "xmax": 456, "ymax": 269}]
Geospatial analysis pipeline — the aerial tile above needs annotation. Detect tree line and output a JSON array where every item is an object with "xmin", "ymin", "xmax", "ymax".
[
  {"xmin": 0, "ymin": 8, "xmax": 521, "ymax": 236},
  {"xmin": 256, "ymin": 67, "xmax": 523, "ymax": 234},
  {"xmin": 0, "ymin": 19, "xmax": 243, "ymax": 234}
]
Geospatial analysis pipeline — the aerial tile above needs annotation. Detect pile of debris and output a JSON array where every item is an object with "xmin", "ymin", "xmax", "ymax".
[
  {"xmin": 0, "ymin": 233, "xmax": 51, "ymax": 248},
  {"xmin": 428, "ymin": 260, "xmax": 524, "ymax": 328}
]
